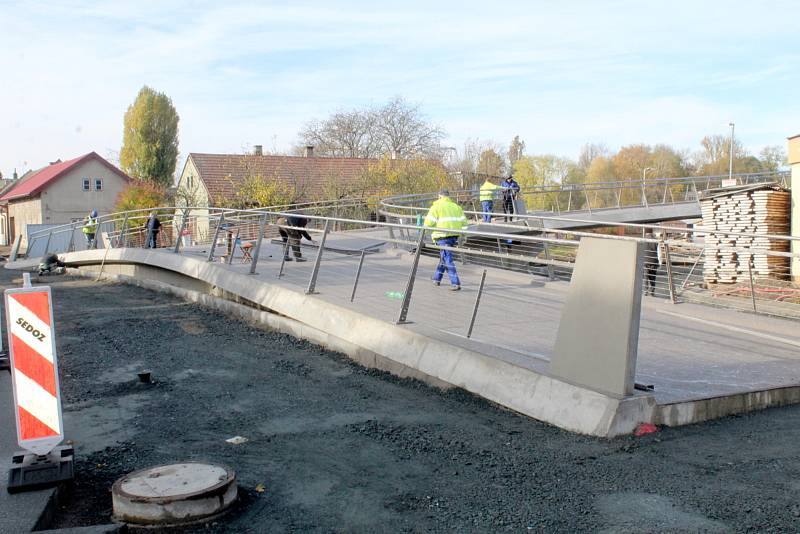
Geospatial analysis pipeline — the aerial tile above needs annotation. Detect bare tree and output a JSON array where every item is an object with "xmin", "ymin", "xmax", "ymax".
[
  {"xmin": 298, "ymin": 110, "xmax": 379, "ymax": 158},
  {"xmin": 373, "ymin": 96, "xmax": 445, "ymax": 158},
  {"xmin": 577, "ymin": 143, "xmax": 609, "ymax": 171},
  {"xmin": 298, "ymin": 96, "xmax": 444, "ymax": 159}
]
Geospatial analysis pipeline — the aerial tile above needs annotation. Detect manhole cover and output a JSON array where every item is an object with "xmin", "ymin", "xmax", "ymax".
[{"xmin": 112, "ymin": 462, "xmax": 237, "ymax": 525}]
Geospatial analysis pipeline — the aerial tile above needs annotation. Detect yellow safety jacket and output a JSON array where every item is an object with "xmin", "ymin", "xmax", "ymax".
[
  {"xmin": 82, "ymin": 216, "xmax": 97, "ymax": 235},
  {"xmin": 479, "ymin": 180, "xmax": 500, "ymax": 201},
  {"xmin": 424, "ymin": 197, "xmax": 468, "ymax": 240}
]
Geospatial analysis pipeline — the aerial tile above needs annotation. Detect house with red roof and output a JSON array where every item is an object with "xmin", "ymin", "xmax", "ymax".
[
  {"xmin": 176, "ymin": 146, "xmax": 377, "ymax": 209},
  {"xmin": 0, "ymin": 151, "xmax": 130, "ymax": 246}
]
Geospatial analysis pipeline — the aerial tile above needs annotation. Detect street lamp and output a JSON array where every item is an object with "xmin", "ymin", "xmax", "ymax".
[
  {"xmin": 642, "ymin": 167, "xmax": 654, "ymax": 181},
  {"xmin": 728, "ymin": 122, "xmax": 735, "ymax": 181}
]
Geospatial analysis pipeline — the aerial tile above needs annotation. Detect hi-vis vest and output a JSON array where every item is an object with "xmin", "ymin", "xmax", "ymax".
[
  {"xmin": 82, "ymin": 216, "xmax": 97, "ymax": 234},
  {"xmin": 479, "ymin": 180, "xmax": 500, "ymax": 201},
  {"xmin": 424, "ymin": 197, "xmax": 468, "ymax": 240}
]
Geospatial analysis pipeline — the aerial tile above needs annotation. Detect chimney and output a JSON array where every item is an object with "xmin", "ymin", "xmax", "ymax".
[
  {"xmin": 304, "ymin": 145, "xmax": 314, "ymax": 158},
  {"xmin": 253, "ymin": 145, "xmax": 263, "ymax": 156}
]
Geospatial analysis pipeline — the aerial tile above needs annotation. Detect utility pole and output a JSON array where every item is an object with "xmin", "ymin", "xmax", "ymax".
[{"xmin": 728, "ymin": 122, "xmax": 735, "ymax": 180}]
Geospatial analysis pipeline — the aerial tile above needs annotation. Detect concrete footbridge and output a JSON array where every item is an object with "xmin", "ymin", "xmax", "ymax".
[{"xmin": 8, "ymin": 170, "xmax": 800, "ymax": 437}]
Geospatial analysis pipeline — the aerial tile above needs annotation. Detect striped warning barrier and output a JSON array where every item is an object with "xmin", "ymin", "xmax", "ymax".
[{"xmin": 5, "ymin": 286, "xmax": 63, "ymax": 456}]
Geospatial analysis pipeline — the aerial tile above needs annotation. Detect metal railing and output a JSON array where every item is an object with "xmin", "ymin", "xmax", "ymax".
[
  {"xmin": 379, "ymin": 171, "xmax": 789, "ymax": 218},
  {"xmin": 21, "ymin": 188, "xmax": 800, "ymax": 323}
]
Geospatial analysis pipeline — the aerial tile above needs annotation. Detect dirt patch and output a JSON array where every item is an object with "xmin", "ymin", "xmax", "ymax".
[{"xmin": 12, "ymin": 271, "xmax": 800, "ymax": 532}]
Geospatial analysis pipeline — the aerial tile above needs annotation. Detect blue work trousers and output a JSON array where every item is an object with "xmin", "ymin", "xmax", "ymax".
[
  {"xmin": 480, "ymin": 200, "xmax": 493, "ymax": 222},
  {"xmin": 433, "ymin": 236, "xmax": 460, "ymax": 286}
]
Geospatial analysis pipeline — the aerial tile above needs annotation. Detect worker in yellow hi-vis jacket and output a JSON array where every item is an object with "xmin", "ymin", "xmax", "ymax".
[
  {"xmin": 424, "ymin": 189, "xmax": 468, "ymax": 291},
  {"xmin": 479, "ymin": 179, "xmax": 500, "ymax": 222}
]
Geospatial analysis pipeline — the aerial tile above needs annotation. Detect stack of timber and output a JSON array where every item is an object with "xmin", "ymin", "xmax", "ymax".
[{"xmin": 700, "ymin": 183, "xmax": 790, "ymax": 283}]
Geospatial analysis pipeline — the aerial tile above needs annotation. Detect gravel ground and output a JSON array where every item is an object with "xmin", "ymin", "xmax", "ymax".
[{"xmin": 10, "ymin": 269, "xmax": 800, "ymax": 533}]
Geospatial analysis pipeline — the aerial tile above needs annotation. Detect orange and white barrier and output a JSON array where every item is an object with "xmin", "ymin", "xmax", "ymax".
[{"xmin": 5, "ymin": 286, "xmax": 63, "ymax": 456}]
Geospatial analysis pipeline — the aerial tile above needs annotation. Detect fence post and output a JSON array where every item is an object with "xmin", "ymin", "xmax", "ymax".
[
  {"xmin": 249, "ymin": 214, "xmax": 268, "ymax": 275},
  {"xmin": 207, "ymin": 212, "xmax": 224, "ymax": 262},
  {"xmin": 466, "ymin": 269, "xmax": 487, "ymax": 338},
  {"xmin": 350, "ymin": 250, "xmax": 367, "ymax": 302},
  {"xmin": 43, "ymin": 230, "xmax": 53, "ymax": 255},
  {"xmin": 305, "ymin": 219, "xmax": 330, "ymax": 294},
  {"xmin": 396, "ymin": 230, "xmax": 426, "ymax": 324},
  {"xmin": 173, "ymin": 210, "xmax": 189, "ymax": 253},
  {"xmin": 663, "ymin": 240, "xmax": 676, "ymax": 303},
  {"xmin": 747, "ymin": 253, "xmax": 757, "ymax": 312}
]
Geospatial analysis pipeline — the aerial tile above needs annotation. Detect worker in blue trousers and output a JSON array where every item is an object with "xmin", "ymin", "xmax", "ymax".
[{"xmin": 424, "ymin": 189, "xmax": 468, "ymax": 291}]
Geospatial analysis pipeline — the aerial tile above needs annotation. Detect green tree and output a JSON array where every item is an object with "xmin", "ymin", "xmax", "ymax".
[
  {"xmin": 693, "ymin": 134, "xmax": 749, "ymax": 176},
  {"xmin": 115, "ymin": 179, "xmax": 168, "ymax": 212},
  {"xmin": 759, "ymin": 145, "xmax": 787, "ymax": 172},
  {"xmin": 507, "ymin": 136, "xmax": 525, "ymax": 170},
  {"xmin": 120, "ymin": 86, "xmax": 180, "ymax": 187},
  {"xmin": 234, "ymin": 174, "xmax": 297, "ymax": 208},
  {"xmin": 477, "ymin": 149, "xmax": 505, "ymax": 177},
  {"xmin": 360, "ymin": 157, "xmax": 454, "ymax": 199},
  {"xmin": 585, "ymin": 156, "xmax": 615, "ymax": 183}
]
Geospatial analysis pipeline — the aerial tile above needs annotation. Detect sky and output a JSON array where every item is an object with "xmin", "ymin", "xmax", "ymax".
[{"xmin": 1, "ymin": 0, "xmax": 799, "ymax": 178}]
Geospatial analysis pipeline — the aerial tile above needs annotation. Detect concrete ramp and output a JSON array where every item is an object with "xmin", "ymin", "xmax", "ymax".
[{"xmin": 18, "ymin": 248, "xmax": 657, "ymax": 437}]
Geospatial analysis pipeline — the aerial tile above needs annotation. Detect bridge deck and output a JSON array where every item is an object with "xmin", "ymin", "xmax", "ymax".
[{"xmin": 179, "ymin": 232, "xmax": 800, "ymax": 406}]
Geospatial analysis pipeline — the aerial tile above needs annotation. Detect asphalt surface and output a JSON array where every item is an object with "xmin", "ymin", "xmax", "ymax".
[{"xmin": 5, "ymin": 268, "xmax": 799, "ymax": 533}]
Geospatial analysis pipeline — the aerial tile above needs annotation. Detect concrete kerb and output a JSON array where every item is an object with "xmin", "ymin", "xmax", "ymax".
[{"xmin": 10, "ymin": 248, "xmax": 655, "ymax": 437}]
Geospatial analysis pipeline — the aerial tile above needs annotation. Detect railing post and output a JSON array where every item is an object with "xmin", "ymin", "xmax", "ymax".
[
  {"xmin": 173, "ymin": 210, "xmax": 189, "ymax": 253},
  {"xmin": 466, "ymin": 269, "xmax": 487, "ymax": 338},
  {"xmin": 663, "ymin": 240, "xmax": 676, "ymax": 303},
  {"xmin": 747, "ymin": 253, "xmax": 757, "ymax": 312},
  {"xmin": 120, "ymin": 213, "xmax": 129, "ymax": 248},
  {"xmin": 227, "ymin": 228, "xmax": 240, "ymax": 265},
  {"xmin": 680, "ymin": 248, "xmax": 704, "ymax": 290},
  {"xmin": 66, "ymin": 225, "xmax": 75, "ymax": 253},
  {"xmin": 249, "ymin": 214, "xmax": 268, "ymax": 275},
  {"xmin": 207, "ymin": 212, "xmax": 224, "ymax": 262},
  {"xmin": 277, "ymin": 241, "xmax": 290, "ymax": 278},
  {"xmin": 305, "ymin": 219, "xmax": 330, "ymax": 294},
  {"xmin": 396, "ymin": 229, "xmax": 426, "ymax": 324},
  {"xmin": 583, "ymin": 187, "xmax": 592, "ymax": 214},
  {"xmin": 44, "ymin": 230, "xmax": 53, "ymax": 255},
  {"xmin": 350, "ymin": 250, "xmax": 367, "ymax": 302},
  {"xmin": 542, "ymin": 237, "xmax": 556, "ymax": 280},
  {"xmin": 10, "ymin": 234, "xmax": 21, "ymax": 261}
]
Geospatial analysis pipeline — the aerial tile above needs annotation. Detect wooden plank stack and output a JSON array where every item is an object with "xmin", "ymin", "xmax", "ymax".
[{"xmin": 701, "ymin": 184, "xmax": 790, "ymax": 283}]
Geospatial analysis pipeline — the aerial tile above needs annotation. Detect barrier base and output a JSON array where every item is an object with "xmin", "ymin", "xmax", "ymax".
[
  {"xmin": 0, "ymin": 352, "xmax": 8, "ymax": 372},
  {"xmin": 7, "ymin": 446, "xmax": 74, "ymax": 493}
]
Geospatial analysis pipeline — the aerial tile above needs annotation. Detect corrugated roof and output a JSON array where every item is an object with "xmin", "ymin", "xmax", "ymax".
[
  {"xmin": 0, "ymin": 151, "xmax": 131, "ymax": 201},
  {"xmin": 188, "ymin": 153, "xmax": 377, "ymax": 202}
]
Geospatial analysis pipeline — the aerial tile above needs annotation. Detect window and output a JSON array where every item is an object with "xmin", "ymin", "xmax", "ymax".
[
  {"xmin": 95, "ymin": 179, "xmax": 103, "ymax": 191},
  {"xmin": 82, "ymin": 179, "xmax": 90, "ymax": 191}
]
